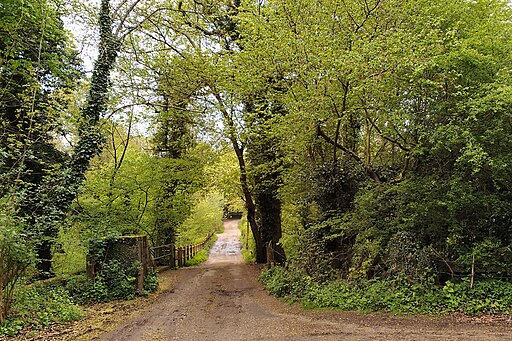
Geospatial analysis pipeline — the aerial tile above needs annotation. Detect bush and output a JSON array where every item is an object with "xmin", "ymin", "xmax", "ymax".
[
  {"xmin": 143, "ymin": 269, "xmax": 159, "ymax": 294},
  {"xmin": 185, "ymin": 250, "xmax": 209, "ymax": 266},
  {"xmin": 89, "ymin": 260, "xmax": 141, "ymax": 302},
  {"xmin": 260, "ymin": 266, "xmax": 512, "ymax": 316},
  {"xmin": 0, "ymin": 214, "xmax": 34, "ymax": 322},
  {"xmin": 60, "ymin": 264, "xmax": 159, "ymax": 306},
  {"xmin": 259, "ymin": 266, "xmax": 291, "ymax": 297},
  {"xmin": 259, "ymin": 266, "xmax": 314, "ymax": 299},
  {"xmin": 0, "ymin": 285, "xmax": 83, "ymax": 337},
  {"xmin": 87, "ymin": 235, "xmax": 158, "ymax": 301},
  {"xmin": 60, "ymin": 260, "xmax": 146, "ymax": 303},
  {"xmin": 62, "ymin": 274, "xmax": 94, "ymax": 304}
]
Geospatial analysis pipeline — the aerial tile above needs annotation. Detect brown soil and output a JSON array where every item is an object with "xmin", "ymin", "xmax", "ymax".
[{"xmin": 16, "ymin": 219, "xmax": 512, "ymax": 340}]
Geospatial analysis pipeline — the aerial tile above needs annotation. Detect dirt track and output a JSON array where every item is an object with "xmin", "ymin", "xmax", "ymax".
[{"xmin": 97, "ymin": 219, "xmax": 512, "ymax": 341}]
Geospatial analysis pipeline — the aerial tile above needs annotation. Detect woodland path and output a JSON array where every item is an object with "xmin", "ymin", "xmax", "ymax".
[{"xmin": 95, "ymin": 219, "xmax": 512, "ymax": 341}]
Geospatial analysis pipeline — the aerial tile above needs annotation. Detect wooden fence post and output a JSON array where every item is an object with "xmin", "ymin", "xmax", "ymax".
[
  {"xmin": 149, "ymin": 232, "xmax": 215, "ymax": 269},
  {"xmin": 170, "ymin": 245, "xmax": 175, "ymax": 268},
  {"xmin": 136, "ymin": 236, "xmax": 149, "ymax": 293}
]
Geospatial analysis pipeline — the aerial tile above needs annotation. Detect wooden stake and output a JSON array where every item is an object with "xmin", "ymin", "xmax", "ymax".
[{"xmin": 470, "ymin": 255, "xmax": 475, "ymax": 289}]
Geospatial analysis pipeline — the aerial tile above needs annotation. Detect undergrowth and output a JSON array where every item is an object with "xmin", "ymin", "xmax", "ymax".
[
  {"xmin": 259, "ymin": 266, "xmax": 512, "ymax": 316},
  {"xmin": 0, "ymin": 263, "xmax": 159, "ymax": 337},
  {"xmin": 0, "ymin": 285, "xmax": 84, "ymax": 337},
  {"xmin": 238, "ymin": 215, "xmax": 255, "ymax": 263}
]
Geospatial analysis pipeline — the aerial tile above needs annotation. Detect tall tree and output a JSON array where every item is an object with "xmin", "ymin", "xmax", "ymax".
[
  {"xmin": 0, "ymin": 0, "xmax": 82, "ymax": 275},
  {"xmin": 237, "ymin": 0, "xmax": 512, "ymax": 278},
  {"xmin": 0, "ymin": 0, "xmax": 80, "ymax": 204},
  {"xmin": 1, "ymin": 0, "xmax": 156, "ymax": 275},
  {"xmin": 169, "ymin": 0, "xmax": 288, "ymax": 263}
]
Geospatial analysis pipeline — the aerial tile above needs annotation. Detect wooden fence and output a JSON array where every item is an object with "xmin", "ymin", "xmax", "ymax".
[{"xmin": 151, "ymin": 232, "xmax": 214, "ymax": 268}]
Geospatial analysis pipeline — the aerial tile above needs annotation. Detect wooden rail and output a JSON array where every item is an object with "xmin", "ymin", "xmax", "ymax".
[{"xmin": 150, "ymin": 232, "xmax": 214, "ymax": 268}]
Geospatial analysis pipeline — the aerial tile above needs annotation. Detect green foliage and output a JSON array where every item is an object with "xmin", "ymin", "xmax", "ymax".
[
  {"xmin": 0, "ymin": 264, "xmax": 157, "ymax": 337},
  {"xmin": 75, "ymin": 130, "xmax": 206, "ymax": 247},
  {"xmin": 53, "ymin": 269, "xmax": 158, "ymax": 306},
  {"xmin": 177, "ymin": 192, "xmax": 224, "ymax": 245},
  {"xmin": 0, "ymin": 211, "xmax": 35, "ymax": 321},
  {"xmin": 62, "ymin": 261, "xmax": 143, "ymax": 304},
  {"xmin": 239, "ymin": 215, "xmax": 256, "ymax": 263},
  {"xmin": 89, "ymin": 260, "xmax": 141, "ymax": 301},
  {"xmin": 143, "ymin": 269, "xmax": 159, "ymax": 294},
  {"xmin": 61, "ymin": 274, "xmax": 96, "ymax": 305},
  {"xmin": 1, "ymin": 0, "xmax": 511, "ymax": 322},
  {"xmin": 52, "ymin": 224, "xmax": 88, "ymax": 275},
  {"xmin": 234, "ymin": 0, "xmax": 512, "ymax": 284},
  {"xmin": 86, "ymin": 236, "xmax": 151, "ymax": 302},
  {"xmin": 0, "ymin": 318, "xmax": 24, "ymax": 337},
  {"xmin": 0, "ymin": 0, "xmax": 82, "ymax": 275},
  {"xmin": 204, "ymin": 149, "xmax": 245, "ymax": 214},
  {"xmin": 185, "ymin": 250, "xmax": 209, "ymax": 267},
  {"xmin": 0, "ymin": 285, "xmax": 83, "ymax": 336},
  {"xmin": 260, "ymin": 267, "xmax": 512, "ymax": 315},
  {"xmin": 259, "ymin": 266, "xmax": 312, "ymax": 299}
]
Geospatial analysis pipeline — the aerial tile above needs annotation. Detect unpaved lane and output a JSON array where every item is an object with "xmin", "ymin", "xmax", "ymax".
[
  {"xmin": 206, "ymin": 219, "xmax": 243, "ymax": 265},
  {"xmin": 98, "ymin": 219, "xmax": 512, "ymax": 341}
]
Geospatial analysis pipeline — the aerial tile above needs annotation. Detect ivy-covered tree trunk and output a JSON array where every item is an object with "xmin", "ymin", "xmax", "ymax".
[
  {"xmin": 248, "ymin": 101, "xmax": 286, "ymax": 265},
  {"xmin": 34, "ymin": 0, "xmax": 119, "ymax": 276},
  {"xmin": 254, "ymin": 190, "xmax": 283, "ymax": 264}
]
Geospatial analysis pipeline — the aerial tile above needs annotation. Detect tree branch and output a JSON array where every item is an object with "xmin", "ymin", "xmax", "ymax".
[{"xmin": 317, "ymin": 124, "xmax": 381, "ymax": 185}]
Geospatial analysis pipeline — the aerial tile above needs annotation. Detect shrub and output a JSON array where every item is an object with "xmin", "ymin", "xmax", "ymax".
[
  {"xmin": 62, "ymin": 274, "xmax": 94, "ymax": 304},
  {"xmin": 90, "ymin": 260, "xmax": 141, "ymax": 301},
  {"xmin": 260, "ymin": 266, "xmax": 512, "ymax": 316},
  {"xmin": 0, "ymin": 285, "xmax": 83, "ymax": 337},
  {"xmin": 143, "ymin": 268, "xmax": 159, "ymax": 294},
  {"xmin": 185, "ymin": 250, "xmax": 209, "ymax": 266},
  {"xmin": 0, "ymin": 214, "xmax": 34, "ymax": 322}
]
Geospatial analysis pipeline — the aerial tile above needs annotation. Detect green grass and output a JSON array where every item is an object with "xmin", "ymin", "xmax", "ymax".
[
  {"xmin": 184, "ymin": 234, "xmax": 218, "ymax": 266},
  {"xmin": 185, "ymin": 250, "xmax": 209, "ymax": 266}
]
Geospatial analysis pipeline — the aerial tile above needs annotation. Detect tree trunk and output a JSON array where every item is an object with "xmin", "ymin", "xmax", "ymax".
[
  {"xmin": 0, "ymin": 278, "xmax": 4, "ymax": 323},
  {"xmin": 254, "ymin": 190, "xmax": 284, "ymax": 264},
  {"xmin": 212, "ymin": 90, "xmax": 266, "ymax": 263},
  {"xmin": 232, "ymin": 141, "xmax": 263, "ymax": 262}
]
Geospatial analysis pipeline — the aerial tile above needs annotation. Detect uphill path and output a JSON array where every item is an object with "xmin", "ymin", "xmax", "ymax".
[{"xmin": 96, "ymin": 219, "xmax": 512, "ymax": 341}]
